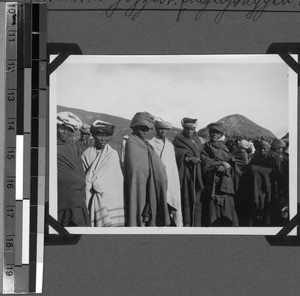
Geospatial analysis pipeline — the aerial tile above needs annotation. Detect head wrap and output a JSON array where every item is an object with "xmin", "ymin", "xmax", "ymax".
[
  {"xmin": 259, "ymin": 140, "xmax": 271, "ymax": 149},
  {"xmin": 155, "ymin": 120, "xmax": 172, "ymax": 130},
  {"xmin": 90, "ymin": 120, "xmax": 115, "ymax": 136},
  {"xmin": 271, "ymin": 139, "xmax": 286, "ymax": 149},
  {"xmin": 130, "ymin": 112, "xmax": 155, "ymax": 129},
  {"xmin": 57, "ymin": 112, "xmax": 82, "ymax": 132},
  {"xmin": 207, "ymin": 122, "xmax": 225, "ymax": 134},
  {"xmin": 181, "ymin": 117, "xmax": 198, "ymax": 128},
  {"xmin": 80, "ymin": 123, "xmax": 91, "ymax": 134},
  {"xmin": 238, "ymin": 139, "xmax": 251, "ymax": 149}
]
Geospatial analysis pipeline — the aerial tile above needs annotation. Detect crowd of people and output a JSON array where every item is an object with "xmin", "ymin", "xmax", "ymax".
[{"xmin": 56, "ymin": 111, "xmax": 289, "ymax": 227}]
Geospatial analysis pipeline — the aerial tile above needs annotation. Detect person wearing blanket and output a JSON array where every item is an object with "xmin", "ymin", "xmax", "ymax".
[
  {"xmin": 82, "ymin": 120, "xmax": 125, "ymax": 227},
  {"xmin": 57, "ymin": 111, "xmax": 90, "ymax": 227},
  {"xmin": 148, "ymin": 119, "xmax": 183, "ymax": 227},
  {"xmin": 123, "ymin": 112, "xmax": 170, "ymax": 227}
]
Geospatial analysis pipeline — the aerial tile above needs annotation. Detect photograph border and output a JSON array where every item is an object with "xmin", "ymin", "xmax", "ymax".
[{"xmin": 49, "ymin": 54, "xmax": 298, "ymax": 235}]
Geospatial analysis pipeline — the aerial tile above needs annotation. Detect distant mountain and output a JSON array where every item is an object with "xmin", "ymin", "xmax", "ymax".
[
  {"xmin": 198, "ymin": 114, "xmax": 277, "ymax": 141},
  {"xmin": 57, "ymin": 105, "xmax": 182, "ymax": 154}
]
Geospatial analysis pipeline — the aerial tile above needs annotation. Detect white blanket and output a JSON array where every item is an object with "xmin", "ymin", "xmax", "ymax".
[
  {"xmin": 148, "ymin": 137, "xmax": 183, "ymax": 226},
  {"xmin": 82, "ymin": 145, "xmax": 124, "ymax": 227}
]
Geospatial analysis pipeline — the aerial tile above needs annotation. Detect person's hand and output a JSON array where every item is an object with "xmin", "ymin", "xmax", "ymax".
[
  {"xmin": 217, "ymin": 165, "xmax": 225, "ymax": 172},
  {"xmin": 189, "ymin": 156, "xmax": 201, "ymax": 164},
  {"xmin": 222, "ymin": 162, "xmax": 231, "ymax": 169}
]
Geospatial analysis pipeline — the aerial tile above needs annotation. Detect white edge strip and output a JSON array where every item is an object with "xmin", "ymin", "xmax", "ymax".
[
  {"xmin": 16, "ymin": 135, "xmax": 24, "ymax": 200},
  {"xmin": 22, "ymin": 200, "xmax": 29, "ymax": 264}
]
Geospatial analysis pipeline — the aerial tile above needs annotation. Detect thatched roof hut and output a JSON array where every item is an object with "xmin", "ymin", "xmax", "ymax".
[
  {"xmin": 281, "ymin": 133, "xmax": 289, "ymax": 141},
  {"xmin": 198, "ymin": 114, "xmax": 276, "ymax": 141}
]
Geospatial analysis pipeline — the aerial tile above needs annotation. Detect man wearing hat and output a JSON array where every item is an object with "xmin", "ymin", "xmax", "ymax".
[
  {"xmin": 271, "ymin": 138, "xmax": 289, "ymax": 211},
  {"xmin": 202, "ymin": 122, "xmax": 239, "ymax": 227},
  {"xmin": 82, "ymin": 120, "xmax": 125, "ymax": 227},
  {"xmin": 148, "ymin": 119, "xmax": 183, "ymax": 227},
  {"xmin": 173, "ymin": 117, "xmax": 206, "ymax": 227},
  {"xmin": 270, "ymin": 138, "xmax": 287, "ymax": 171},
  {"xmin": 123, "ymin": 112, "xmax": 170, "ymax": 227},
  {"xmin": 76, "ymin": 123, "xmax": 93, "ymax": 154},
  {"xmin": 57, "ymin": 112, "xmax": 90, "ymax": 227}
]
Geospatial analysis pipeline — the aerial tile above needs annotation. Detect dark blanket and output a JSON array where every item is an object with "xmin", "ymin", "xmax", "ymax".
[
  {"xmin": 124, "ymin": 134, "xmax": 170, "ymax": 226},
  {"xmin": 231, "ymin": 147, "xmax": 250, "ymax": 174},
  {"xmin": 57, "ymin": 140, "xmax": 86, "ymax": 210},
  {"xmin": 173, "ymin": 134, "xmax": 205, "ymax": 226},
  {"xmin": 248, "ymin": 153, "xmax": 282, "ymax": 225},
  {"xmin": 75, "ymin": 139, "xmax": 90, "ymax": 155},
  {"xmin": 202, "ymin": 141, "xmax": 239, "ymax": 226}
]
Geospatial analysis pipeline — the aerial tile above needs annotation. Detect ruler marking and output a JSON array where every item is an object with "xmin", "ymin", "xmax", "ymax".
[{"xmin": 3, "ymin": 2, "xmax": 18, "ymax": 294}]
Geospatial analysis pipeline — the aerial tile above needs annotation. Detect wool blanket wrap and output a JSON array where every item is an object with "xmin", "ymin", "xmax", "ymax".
[
  {"xmin": 124, "ymin": 134, "xmax": 170, "ymax": 226},
  {"xmin": 202, "ymin": 141, "xmax": 239, "ymax": 226},
  {"xmin": 248, "ymin": 153, "xmax": 281, "ymax": 225},
  {"xmin": 148, "ymin": 137, "xmax": 183, "ymax": 227},
  {"xmin": 57, "ymin": 140, "xmax": 90, "ymax": 226},
  {"xmin": 173, "ymin": 135, "xmax": 204, "ymax": 226},
  {"xmin": 82, "ymin": 145, "xmax": 125, "ymax": 227}
]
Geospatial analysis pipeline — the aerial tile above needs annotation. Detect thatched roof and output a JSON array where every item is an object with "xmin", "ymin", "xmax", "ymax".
[
  {"xmin": 198, "ymin": 114, "xmax": 276, "ymax": 141},
  {"xmin": 281, "ymin": 133, "xmax": 289, "ymax": 141}
]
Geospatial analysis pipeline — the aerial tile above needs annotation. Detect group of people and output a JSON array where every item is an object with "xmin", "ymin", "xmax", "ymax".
[{"xmin": 56, "ymin": 111, "xmax": 289, "ymax": 228}]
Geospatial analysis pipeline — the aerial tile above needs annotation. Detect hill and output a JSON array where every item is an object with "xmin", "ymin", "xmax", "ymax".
[
  {"xmin": 198, "ymin": 114, "xmax": 277, "ymax": 141},
  {"xmin": 57, "ymin": 105, "xmax": 182, "ymax": 153}
]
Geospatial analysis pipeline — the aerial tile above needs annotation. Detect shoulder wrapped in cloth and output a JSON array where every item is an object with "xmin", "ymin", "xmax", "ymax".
[
  {"xmin": 90, "ymin": 120, "xmax": 115, "ymax": 136},
  {"xmin": 57, "ymin": 111, "xmax": 82, "ymax": 131},
  {"xmin": 57, "ymin": 140, "xmax": 90, "ymax": 227},
  {"xmin": 130, "ymin": 112, "xmax": 155, "ymax": 129},
  {"xmin": 202, "ymin": 140, "xmax": 239, "ymax": 226},
  {"xmin": 173, "ymin": 132, "xmax": 205, "ymax": 226},
  {"xmin": 123, "ymin": 134, "xmax": 170, "ymax": 226},
  {"xmin": 148, "ymin": 136, "xmax": 183, "ymax": 226},
  {"xmin": 82, "ymin": 145, "xmax": 125, "ymax": 227},
  {"xmin": 249, "ymin": 148, "xmax": 282, "ymax": 226}
]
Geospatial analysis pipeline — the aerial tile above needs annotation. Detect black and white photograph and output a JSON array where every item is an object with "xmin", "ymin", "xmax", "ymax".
[{"xmin": 49, "ymin": 55, "xmax": 297, "ymax": 235}]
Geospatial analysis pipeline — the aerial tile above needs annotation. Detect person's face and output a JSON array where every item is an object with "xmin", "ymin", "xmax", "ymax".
[
  {"xmin": 93, "ymin": 133, "xmax": 111, "ymax": 149},
  {"xmin": 209, "ymin": 129, "xmax": 222, "ymax": 143},
  {"xmin": 133, "ymin": 126, "xmax": 150, "ymax": 140},
  {"xmin": 57, "ymin": 125, "xmax": 74, "ymax": 142},
  {"xmin": 258, "ymin": 145, "xmax": 270, "ymax": 157},
  {"xmin": 156, "ymin": 128, "xmax": 169, "ymax": 140},
  {"xmin": 183, "ymin": 127, "xmax": 196, "ymax": 139},
  {"xmin": 81, "ymin": 132, "xmax": 90, "ymax": 141}
]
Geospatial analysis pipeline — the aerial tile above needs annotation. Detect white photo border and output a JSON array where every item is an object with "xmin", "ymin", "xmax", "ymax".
[{"xmin": 49, "ymin": 54, "xmax": 298, "ymax": 235}]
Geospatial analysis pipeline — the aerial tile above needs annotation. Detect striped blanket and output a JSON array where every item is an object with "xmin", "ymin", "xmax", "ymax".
[{"xmin": 82, "ymin": 145, "xmax": 125, "ymax": 227}]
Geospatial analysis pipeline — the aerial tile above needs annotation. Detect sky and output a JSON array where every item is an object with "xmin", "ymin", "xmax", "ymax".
[{"xmin": 50, "ymin": 55, "xmax": 295, "ymax": 138}]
